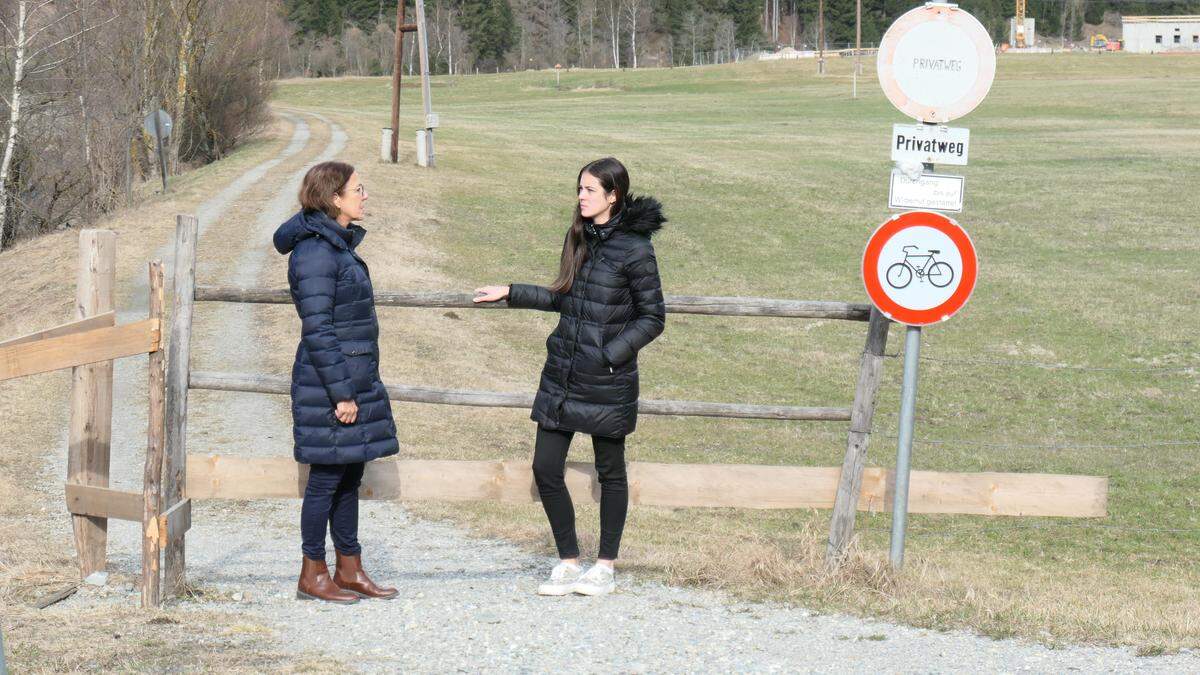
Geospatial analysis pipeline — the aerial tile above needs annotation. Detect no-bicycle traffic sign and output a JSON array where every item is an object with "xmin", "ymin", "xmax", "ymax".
[{"xmin": 862, "ymin": 210, "xmax": 978, "ymax": 326}]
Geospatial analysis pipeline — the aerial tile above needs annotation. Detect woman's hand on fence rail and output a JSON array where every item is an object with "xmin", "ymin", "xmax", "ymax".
[
  {"xmin": 335, "ymin": 400, "xmax": 358, "ymax": 424},
  {"xmin": 472, "ymin": 285, "xmax": 510, "ymax": 303}
]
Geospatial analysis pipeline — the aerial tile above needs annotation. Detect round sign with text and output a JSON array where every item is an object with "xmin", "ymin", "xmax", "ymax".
[
  {"xmin": 862, "ymin": 210, "xmax": 977, "ymax": 326},
  {"xmin": 877, "ymin": 4, "xmax": 996, "ymax": 123}
]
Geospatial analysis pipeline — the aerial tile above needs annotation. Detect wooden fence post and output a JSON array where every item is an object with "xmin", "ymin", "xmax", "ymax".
[
  {"xmin": 142, "ymin": 262, "xmax": 166, "ymax": 607},
  {"xmin": 67, "ymin": 229, "xmax": 116, "ymax": 578},
  {"xmin": 826, "ymin": 307, "xmax": 891, "ymax": 566},
  {"xmin": 164, "ymin": 214, "xmax": 197, "ymax": 597}
]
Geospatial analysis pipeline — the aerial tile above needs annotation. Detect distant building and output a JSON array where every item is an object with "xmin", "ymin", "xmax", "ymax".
[
  {"xmin": 1121, "ymin": 16, "xmax": 1200, "ymax": 53},
  {"xmin": 1008, "ymin": 17, "xmax": 1036, "ymax": 47}
]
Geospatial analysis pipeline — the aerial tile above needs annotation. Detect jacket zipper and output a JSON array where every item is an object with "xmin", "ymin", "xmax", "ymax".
[{"xmin": 558, "ymin": 240, "xmax": 600, "ymax": 415}]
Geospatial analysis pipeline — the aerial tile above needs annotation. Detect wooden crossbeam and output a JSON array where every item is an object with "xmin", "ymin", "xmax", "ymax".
[
  {"xmin": 63, "ymin": 484, "xmax": 192, "ymax": 544},
  {"xmin": 65, "ymin": 484, "xmax": 142, "ymax": 522},
  {"xmin": 0, "ymin": 311, "xmax": 115, "ymax": 349},
  {"xmin": 188, "ymin": 370, "xmax": 851, "ymax": 422},
  {"xmin": 0, "ymin": 319, "xmax": 160, "ymax": 382},
  {"xmin": 193, "ymin": 285, "xmax": 873, "ymax": 321},
  {"xmin": 185, "ymin": 455, "xmax": 1108, "ymax": 517},
  {"xmin": 159, "ymin": 498, "xmax": 192, "ymax": 547}
]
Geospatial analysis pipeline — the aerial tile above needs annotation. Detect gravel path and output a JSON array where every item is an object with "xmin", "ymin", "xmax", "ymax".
[{"xmin": 42, "ymin": 112, "xmax": 1200, "ymax": 673}]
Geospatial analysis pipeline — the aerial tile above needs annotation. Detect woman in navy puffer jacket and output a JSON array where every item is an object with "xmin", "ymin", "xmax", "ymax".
[{"xmin": 273, "ymin": 161, "xmax": 399, "ymax": 605}]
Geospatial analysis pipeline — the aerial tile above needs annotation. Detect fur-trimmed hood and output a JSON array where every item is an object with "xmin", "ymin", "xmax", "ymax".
[{"xmin": 614, "ymin": 195, "xmax": 666, "ymax": 238}]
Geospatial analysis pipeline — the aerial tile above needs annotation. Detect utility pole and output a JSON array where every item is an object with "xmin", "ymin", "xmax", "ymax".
[
  {"xmin": 388, "ymin": 1, "xmax": 419, "ymax": 163},
  {"xmin": 415, "ymin": 0, "xmax": 436, "ymax": 167},
  {"xmin": 817, "ymin": 0, "xmax": 826, "ymax": 75},
  {"xmin": 854, "ymin": 0, "xmax": 862, "ymax": 97}
]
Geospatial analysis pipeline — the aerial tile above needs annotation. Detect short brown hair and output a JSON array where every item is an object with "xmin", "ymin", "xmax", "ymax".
[{"xmin": 299, "ymin": 161, "xmax": 355, "ymax": 219}]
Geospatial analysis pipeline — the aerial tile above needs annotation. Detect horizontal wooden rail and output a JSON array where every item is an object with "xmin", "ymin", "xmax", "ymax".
[
  {"xmin": 185, "ymin": 455, "xmax": 1108, "ymax": 517},
  {"xmin": 63, "ymin": 485, "xmax": 192, "ymax": 547},
  {"xmin": 66, "ymin": 484, "xmax": 143, "ymax": 522},
  {"xmin": 0, "ymin": 319, "xmax": 160, "ymax": 382},
  {"xmin": 189, "ymin": 371, "xmax": 852, "ymax": 422},
  {"xmin": 0, "ymin": 312, "xmax": 115, "ymax": 349},
  {"xmin": 194, "ymin": 285, "xmax": 872, "ymax": 321}
]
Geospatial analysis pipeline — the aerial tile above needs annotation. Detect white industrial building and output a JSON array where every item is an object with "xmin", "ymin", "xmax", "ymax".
[{"xmin": 1121, "ymin": 16, "xmax": 1200, "ymax": 53}]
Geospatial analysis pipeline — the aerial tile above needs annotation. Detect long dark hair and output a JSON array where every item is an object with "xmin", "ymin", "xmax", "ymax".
[{"xmin": 549, "ymin": 157, "xmax": 629, "ymax": 294}]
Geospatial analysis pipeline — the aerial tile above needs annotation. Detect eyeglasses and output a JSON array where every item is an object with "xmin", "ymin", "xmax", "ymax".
[{"xmin": 346, "ymin": 183, "xmax": 367, "ymax": 197}]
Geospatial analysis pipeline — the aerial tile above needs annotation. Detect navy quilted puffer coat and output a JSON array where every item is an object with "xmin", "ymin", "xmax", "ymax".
[
  {"xmin": 508, "ymin": 195, "xmax": 666, "ymax": 438},
  {"xmin": 273, "ymin": 209, "xmax": 399, "ymax": 465}
]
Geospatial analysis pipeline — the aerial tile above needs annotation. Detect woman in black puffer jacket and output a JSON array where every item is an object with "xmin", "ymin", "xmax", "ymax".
[
  {"xmin": 474, "ymin": 157, "xmax": 665, "ymax": 597},
  {"xmin": 273, "ymin": 161, "xmax": 399, "ymax": 605}
]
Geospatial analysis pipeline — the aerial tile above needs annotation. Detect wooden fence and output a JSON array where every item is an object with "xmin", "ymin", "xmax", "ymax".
[
  {"xmin": 3, "ymin": 221, "xmax": 1110, "ymax": 609},
  {"xmin": 160, "ymin": 214, "xmax": 1107, "ymax": 591},
  {"xmin": 0, "ymin": 231, "xmax": 190, "ymax": 608}
]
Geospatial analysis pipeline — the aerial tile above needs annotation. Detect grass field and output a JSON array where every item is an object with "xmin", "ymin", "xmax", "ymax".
[{"xmin": 269, "ymin": 54, "xmax": 1200, "ymax": 648}]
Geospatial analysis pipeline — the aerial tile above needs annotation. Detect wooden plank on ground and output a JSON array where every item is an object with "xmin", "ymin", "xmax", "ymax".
[
  {"xmin": 185, "ymin": 455, "xmax": 1107, "ymax": 517},
  {"xmin": 65, "ymin": 484, "xmax": 143, "ymax": 522},
  {"xmin": 0, "ymin": 319, "xmax": 160, "ymax": 382},
  {"xmin": 0, "ymin": 312, "xmax": 115, "ymax": 349},
  {"xmin": 34, "ymin": 585, "xmax": 79, "ymax": 609}
]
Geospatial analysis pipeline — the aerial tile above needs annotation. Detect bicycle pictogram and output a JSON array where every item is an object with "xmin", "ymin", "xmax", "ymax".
[{"xmin": 885, "ymin": 245, "xmax": 955, "ymax": 289}]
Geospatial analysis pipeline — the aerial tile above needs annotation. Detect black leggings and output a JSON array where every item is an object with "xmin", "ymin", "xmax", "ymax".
[{"xmin": 531, "ymin": 426, "xmax": 628, "ymax": 560}]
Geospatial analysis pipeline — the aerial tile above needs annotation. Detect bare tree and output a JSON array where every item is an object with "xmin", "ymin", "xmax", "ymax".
[
  {"xmin": 712, "ymin": 17, "xmax": 735, "ymax": 63},
  {"xmin": 622, "ymin": 0, "xmax": 643, "ymax": 68},
  {"xmin": 169, "ymin": 0, "xmax": 205, "ymax": 172},
  {"xmin": 0, "ymin": 0, "xmax": 113, "ymax": 251},
  {"xmin": 600, "ymin": 0, "xmax": 619, "ymax": 67},
  {"xmin": 683, "ymin": 10, "xmax": 704, "ymax": 65}
]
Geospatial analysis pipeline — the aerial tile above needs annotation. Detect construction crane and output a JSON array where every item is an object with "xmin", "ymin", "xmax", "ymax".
[{"xmin": 1014, "ymin": 0, "xmax": 1027, "ymax": 47}]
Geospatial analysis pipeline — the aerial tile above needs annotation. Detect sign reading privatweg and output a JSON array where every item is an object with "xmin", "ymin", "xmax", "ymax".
[
  {"xmin": 877, "ymin": 3, "xmax": 996, "ymax": 123},
  {"xmin": 888, "ymin": 171, "xmax": 965, "ymax": 213},
  {"xmin": 892, "ymin": 124, "xmax": 969, "ymax": 165}
]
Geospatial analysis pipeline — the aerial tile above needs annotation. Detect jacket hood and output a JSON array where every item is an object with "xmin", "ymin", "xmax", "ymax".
[
  {"xmin": 616, "ymin": 195, "xmax": 666, "ymax": 238},
  {"xmin": 273, "ymin": 209, "xmax": 366, "ymax": 254}
]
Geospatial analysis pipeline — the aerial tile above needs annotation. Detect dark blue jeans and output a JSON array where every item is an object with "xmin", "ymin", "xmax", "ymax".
[{"xmin": 301, "ymin": 462, "xmax": 365, "ymax": 560}]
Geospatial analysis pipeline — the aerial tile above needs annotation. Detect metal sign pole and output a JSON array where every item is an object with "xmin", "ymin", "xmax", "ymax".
[
  {"xmin": 889, "ymin": 324, "xmax": 922, "ymax": 569},
  {"xmin": 1, "ymin": 622, "xmax": 8, "ymax": 675}
]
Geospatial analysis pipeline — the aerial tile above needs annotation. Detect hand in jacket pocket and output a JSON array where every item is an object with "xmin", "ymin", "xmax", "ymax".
[{"xmin": 334, "ymin": 400, "xmax": 358, "ymax": 424}]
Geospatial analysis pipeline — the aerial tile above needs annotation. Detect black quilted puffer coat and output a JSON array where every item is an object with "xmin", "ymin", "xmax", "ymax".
[
  {"xmin": 508, "ymin": 196, "xmax": 666, "ymax": 438},
  {"xmin": 273, "ymin": 209, "xmax": 399, "ymax": 465}
]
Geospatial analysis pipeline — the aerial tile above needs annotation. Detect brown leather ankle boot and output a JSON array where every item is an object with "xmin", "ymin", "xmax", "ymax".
[
  {"xmin": 333, "ymin": 551, "xmax": 398, "ymax": 599},
  {"xmin": 297, "ymin": 557, "xmax": 359, "ymax": 604}
]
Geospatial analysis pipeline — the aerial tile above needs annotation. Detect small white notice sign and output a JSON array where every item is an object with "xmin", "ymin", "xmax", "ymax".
[
  {"xmin": 892, "ymin": 124, "xmax": 969, "ymax": 165},
  {"xmin": 888, "ymin": 171, "xmax": 965, "ymax": 213}
]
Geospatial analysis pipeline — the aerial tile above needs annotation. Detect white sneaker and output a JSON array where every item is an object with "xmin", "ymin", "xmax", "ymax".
[
  {"xmin": 536, "ymin": 561, "xmax": 582, "ymax": 596},
  {"xmin": 572, "ymin": 564, "xmax": 616, "ymax": 596}
]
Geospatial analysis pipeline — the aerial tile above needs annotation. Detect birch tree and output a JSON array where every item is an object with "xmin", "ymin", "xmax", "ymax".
[{"xmin": 0, "ymin": 0, "xmax": 112, "ymax": 252}]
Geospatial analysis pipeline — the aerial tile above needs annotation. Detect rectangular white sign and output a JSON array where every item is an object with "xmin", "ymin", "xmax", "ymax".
[
  {"xmin": 891, "ymin": 124, "xmax": 969, "ymax": 165},
  {"xmin": 888, "ymin": 171, "xmax": 965, "ymax": 213}
]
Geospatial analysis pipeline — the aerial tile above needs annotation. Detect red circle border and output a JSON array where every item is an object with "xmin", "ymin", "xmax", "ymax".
[{"xmin": 861, "ymin": 211, "xmax": 978, "ymax": 326}]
